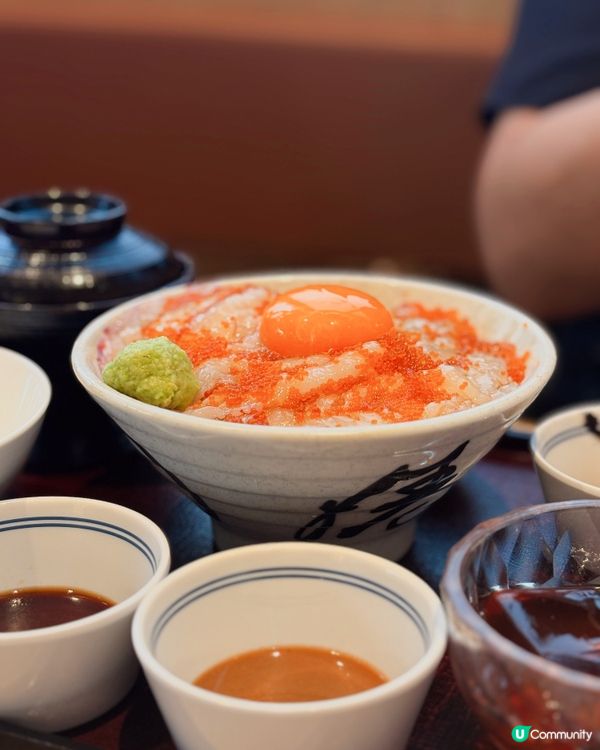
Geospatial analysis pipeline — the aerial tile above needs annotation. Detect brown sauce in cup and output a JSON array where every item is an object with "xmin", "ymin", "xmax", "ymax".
[
  {"xmin": 479, "ymin": 586, "xmax": 600, "ymax": 676},
  {"xmin": 0, "ymin": 586, "xmax": 115, "ymax": 631},
  {"xmin": 194, "ymin": 645, "xmax": 388, "ymax": 702}
]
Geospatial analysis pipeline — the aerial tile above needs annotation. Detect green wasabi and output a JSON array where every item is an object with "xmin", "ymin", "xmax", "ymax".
[{"xmin": 103, "ymin": 336, "xmax": 198, "ymax": 410}]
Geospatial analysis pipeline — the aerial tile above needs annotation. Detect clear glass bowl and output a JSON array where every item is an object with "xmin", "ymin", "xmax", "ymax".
[{"xmin": 441, "ymin": 500, "xmax": 600, "ymax": 750}]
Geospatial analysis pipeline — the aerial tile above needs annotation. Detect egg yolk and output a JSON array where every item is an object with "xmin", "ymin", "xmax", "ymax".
[{"xmin": 260, "ymin": 284, "xmax": 394, "ymax": 357}]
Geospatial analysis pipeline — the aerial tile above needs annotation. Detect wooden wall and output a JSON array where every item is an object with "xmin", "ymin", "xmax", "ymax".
[{"xmin": 0, "ymin": 3, "xmax": 510, "ymax": 282}]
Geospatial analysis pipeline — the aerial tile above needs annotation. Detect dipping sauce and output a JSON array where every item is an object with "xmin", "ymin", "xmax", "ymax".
[
  {"xmin": 0, "ymin": 586, "xmax": 115, "ymax": 632},
  {"xmin": 194, "ymin": 645, "xmax": 388, "ymax": 702},
  {"xmin": 479, "ymin": 587, "xmax": 600, "ymax": 676}
]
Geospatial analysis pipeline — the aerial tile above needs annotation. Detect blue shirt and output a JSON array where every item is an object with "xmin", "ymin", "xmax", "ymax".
[{"xmin": 484, "ymin": 0, "xmax": 600, "ymax": 122}]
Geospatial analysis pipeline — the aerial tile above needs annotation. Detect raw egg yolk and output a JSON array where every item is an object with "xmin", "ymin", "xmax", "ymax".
[{"xmin": 260, "ymin": 284, "xmax": 394, "ymax": 357}]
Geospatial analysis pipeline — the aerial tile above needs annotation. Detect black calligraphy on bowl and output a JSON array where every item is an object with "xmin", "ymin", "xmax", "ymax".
[{"xmin": 294, "ymin": 440, "xmax": 469, "ymax": 541}]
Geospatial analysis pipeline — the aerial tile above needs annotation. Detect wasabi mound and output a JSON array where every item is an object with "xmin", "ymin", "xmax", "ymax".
[{"xmin": 103, "ymin": 336, "xmax": 198, "ymax": 410}]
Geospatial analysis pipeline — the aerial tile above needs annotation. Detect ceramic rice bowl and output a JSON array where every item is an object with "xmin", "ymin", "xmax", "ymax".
[{"xmin": 71, "ymin": 273, "xmax": 556, "ymax": 560}]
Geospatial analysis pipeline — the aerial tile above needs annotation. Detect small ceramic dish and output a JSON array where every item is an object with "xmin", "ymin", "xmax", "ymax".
[
  {"xmin": 531, "ymin": 402, "xmax": 600, "ymax": 501},
  {"xmin": 0, "ymin": 496, "xmax": 170, "ymax": 732},
  {"xmin": 441, "ymin": 501, "xmax": 600, "ymax": 750},
  {"xmin": 0, "ymin": 347, "xmax": 51, "ymax": 493},
  {"xmin": 132, "ymin": 541, "xmax": 446, "ymax": 750},
  {"xmin": 72, "ymin": 272, "xmax": 556, "ymax": 560}
]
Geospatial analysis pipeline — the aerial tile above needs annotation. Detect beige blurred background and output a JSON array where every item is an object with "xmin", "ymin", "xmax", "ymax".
[{"xmin": 0, "ymin": 0, "xmax": 515, "ymax": 282}]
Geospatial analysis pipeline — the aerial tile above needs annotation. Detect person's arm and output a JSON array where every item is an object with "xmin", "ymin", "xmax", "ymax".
[{"xmin": 475, "ymin": 89, "xmax": 600, "ymax": 320}]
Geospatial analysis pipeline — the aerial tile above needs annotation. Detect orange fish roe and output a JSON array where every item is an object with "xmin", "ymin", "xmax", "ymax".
[
  {"xmin": 480, "ymin": 341, "xmax": 528, "ymax": 383},
  {"xmin": 142, "ymin": 326, "xmax": 228, "ymax": 368},
  {"xmin": 395, "ymin": 303, "xmax": 529, "ymax": 384},
  {"xmin": 194, "ymin": 332, "xmax": 449, "ymax": 425},
  {"xmin": 160, "ymin": 290, "xmax": 210, "ymax": 314},
  {"xmin": 113, "ymin": 286, "xmax": 529, "ymax": 426}
]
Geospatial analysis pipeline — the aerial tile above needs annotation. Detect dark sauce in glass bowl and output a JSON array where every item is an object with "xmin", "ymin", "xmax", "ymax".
[
  {"xmin": 479, "ymin": 587, "xmax": 600, "ymax": 676},
  {"xmin": 0, "ymin": 586, "xmax": 115, "ymax": 632}
]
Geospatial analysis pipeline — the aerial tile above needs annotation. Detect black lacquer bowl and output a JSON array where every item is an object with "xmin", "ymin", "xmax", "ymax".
[{"xmin": 0, "ymin": 188, "xmax": 194, "ymax": 470}]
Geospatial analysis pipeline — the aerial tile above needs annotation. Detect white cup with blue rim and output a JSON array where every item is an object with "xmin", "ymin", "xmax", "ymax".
[
  {"xmin": 132, "ymin": 541, "xmax": 446, "ymax": 750},
  {"xmin": 0, "ymin": 495, "xmax": 170, "ymax": 732},
  {"xmin": 531, "ymin": 402, "xmax": 600, "ymax": 502}
]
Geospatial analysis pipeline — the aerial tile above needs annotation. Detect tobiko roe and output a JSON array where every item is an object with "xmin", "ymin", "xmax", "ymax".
[{"xmin": 98, "ymin": 283, "xmax": 529, "ymax": 425}]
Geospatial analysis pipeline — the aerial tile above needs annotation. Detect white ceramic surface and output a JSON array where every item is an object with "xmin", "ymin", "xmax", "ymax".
[
  {"xmin": 132, "ymin": 542, "xmax": 446, "ymax": 750},
  {"xmin": 0, "ymin": 347, "xmax": 51, "ymax": 494},
  {"xmin": 531, "ymin": 402, "xmax": 600, "ymax": 502},
  {"xmin": 72, "ymin": 273, "xmax": 557, "ymax": 560},
  {"xmin": 0, "ymin": 496, "xmax": 170, "ymax": 732}
]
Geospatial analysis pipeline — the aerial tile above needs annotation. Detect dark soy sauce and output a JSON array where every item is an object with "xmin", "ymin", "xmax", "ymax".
[
  {"xmin": 0, "ymin": 586, "xmax": 115, "ymax": 631},
  {"xmin": 480, "ymin": 587, "xmax": 600, "ymax": 676}
]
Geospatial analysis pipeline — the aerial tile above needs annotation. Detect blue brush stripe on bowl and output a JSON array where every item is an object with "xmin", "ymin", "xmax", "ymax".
[
  {"xmin": 152, "ymin": 565, "xmax": 427, "ymax": 647},
  {"xmin": 0, "ymin": 515, "xmax": 157, "ymax": 571}
]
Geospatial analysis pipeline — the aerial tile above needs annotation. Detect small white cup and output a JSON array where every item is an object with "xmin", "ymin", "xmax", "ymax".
[
  {"xmin": 0, "ymin": 496, "xmax": 170, "ymax": 732},
  {"xmin": 132, "ymin": 542, "xmax": 446, "ymax": 750},
  {"xmin": 531, "ymin": 402, "xmax": 600, "ymax": 502},
  {"xmin": 0, "ymin": 347, "xmax": 51, "ymax": 493}
]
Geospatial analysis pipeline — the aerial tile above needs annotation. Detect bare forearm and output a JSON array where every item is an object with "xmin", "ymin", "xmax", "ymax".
[{"xmin": 475, "ymin": 90, "xmax": 600, "ymax": 320}]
